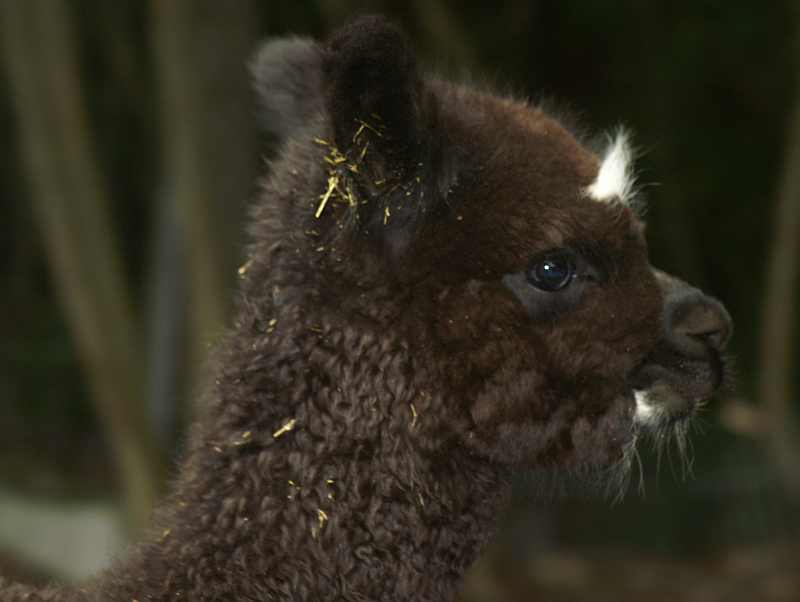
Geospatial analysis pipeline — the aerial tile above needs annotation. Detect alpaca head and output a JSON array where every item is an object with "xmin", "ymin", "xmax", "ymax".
[{"xmin": 251, "ymin": 16, "xmax": 731, "ymax": 485}]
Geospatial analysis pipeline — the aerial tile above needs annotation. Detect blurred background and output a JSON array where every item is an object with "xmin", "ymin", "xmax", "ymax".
[{"xmin": 0, "ymin": 1, "xmax": 798, "ymax": 600}]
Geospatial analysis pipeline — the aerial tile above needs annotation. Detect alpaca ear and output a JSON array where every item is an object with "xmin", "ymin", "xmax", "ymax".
[
  {"xmin": 251, "ymin": 37, "xmax": 324, "ymax": 140},
  {"xmin": 321, "ymin": 16, "xmax": 457, "ymax": 247},
  {"xmin": 324, "ymin": 16, "xmax": 422, "ymax": 163}
]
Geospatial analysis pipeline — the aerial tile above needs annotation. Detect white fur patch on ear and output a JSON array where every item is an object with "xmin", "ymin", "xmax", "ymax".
[{"xmin": 586, "ymin": 130, "xmax": 636, "ymax": 205}]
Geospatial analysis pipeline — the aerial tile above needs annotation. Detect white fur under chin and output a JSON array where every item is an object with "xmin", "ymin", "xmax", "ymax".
[
  {"xmin": 586, "ymin": 130, "xmax": 635, "ymax": 205},
  {"xmin": 634, "ymin": 389, "xmax": 657, "ymax": 426}
]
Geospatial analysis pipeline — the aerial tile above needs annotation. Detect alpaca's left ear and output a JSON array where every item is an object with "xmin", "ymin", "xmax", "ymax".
[{"xmin": 252, "ymin": 37, "xmax": 324, "ymax": 140}]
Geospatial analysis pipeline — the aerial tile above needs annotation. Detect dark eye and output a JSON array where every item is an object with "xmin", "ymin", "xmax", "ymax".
[{"xmin": 526, "ymin": 251, "xmax": 576, "ymax": 292}]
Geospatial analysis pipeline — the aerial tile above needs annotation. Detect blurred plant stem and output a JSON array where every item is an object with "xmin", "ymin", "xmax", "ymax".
[
  {"xmin": 150, "ymin": 0, "xmax": 258, "ymax": 414},
  {"xmin": 146, "ymin": 196, "xmax": 187, "ymax": 449},
  {"xmin": 758, "ymin": 9, "xmax": 800, "ymax": 497},
  {"xmin": 0, "ymin": 0, "xmax": 162, "ymax": 533}
]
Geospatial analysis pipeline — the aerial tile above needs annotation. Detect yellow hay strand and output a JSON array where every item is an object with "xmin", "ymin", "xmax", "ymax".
[
  {"xmin": 233, "ymin": 430, "xmax": 253, "ymax": 447},
  {"xmin": 344, "ymin": 184, "xmax": 358, "ymax": 207},
  {"xmin": 324, "ymin": 154, "xmax": 347, "ymax": 166},
  {"xmin": 312, "ymin": 508, "xmax": 330, "ymax": 539},
  {"xmin": 356, "ymin": 119, "xmax": 383, "ymax": 137},
  {"xmin": 352, "ymin": 122, "xmax": 366, "ymax": 142},
  {"xmin": 311, "ymin": 123, "xmax": 378, "ymax": 219},
  {"xmin": 315, "ymin": 175, "xmax": 339, "ymax": 218},
  {"xmin": 272, "ymin": 418, "xmax": 297, "ymax": 438},
  {"xmin": 237, "ymin": 258, "xmax": 253, "ymax": 277},
  {"xmin": 358, "ymin": 140, "xmax": 370, "ymax": 162}
]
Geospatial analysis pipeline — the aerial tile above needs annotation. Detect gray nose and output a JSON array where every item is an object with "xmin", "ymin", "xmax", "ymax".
[{"xmin": 664, "ymin": 289, "xmax": 732, "ymax": 359}]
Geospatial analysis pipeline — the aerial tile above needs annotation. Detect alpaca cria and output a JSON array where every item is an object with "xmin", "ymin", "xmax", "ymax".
[{"xmin": 2, "ymin": 15, "xmax": 732, "ymax": 602}]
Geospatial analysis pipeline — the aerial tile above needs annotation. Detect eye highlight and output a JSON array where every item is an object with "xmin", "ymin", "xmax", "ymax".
[{"xmin": 526, "ymin": 250, "xmax": 576, "ymax": 292}]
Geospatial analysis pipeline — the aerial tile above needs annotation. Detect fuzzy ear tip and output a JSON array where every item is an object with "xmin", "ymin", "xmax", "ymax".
[
  {"xmin": 328, "ymin": 14, "xmax": 404, "ymax": 42},
  {"xmin": 251, "ymin": 36, "xmax": 324, "ymax": 139},
  {"xmin": 251, "ymin": 36, "xmax": 321, "ymax": 85},
  {"xmin": 326, "ymin": 14, "xmax": 412, "ymax": 67}
]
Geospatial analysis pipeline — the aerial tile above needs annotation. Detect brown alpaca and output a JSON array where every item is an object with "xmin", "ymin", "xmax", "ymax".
[{"xmin": 1, "ymin": 15, "xmax": 731, "ymax": 602}]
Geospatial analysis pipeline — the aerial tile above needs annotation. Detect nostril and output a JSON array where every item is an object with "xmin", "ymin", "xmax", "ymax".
[
  {"xmin": 674, "ymin": 306, "xmax": 730, "ymax": 348},
  {"xmin": 667, "ymin": 293, "xmax": 732, "ymax": 355},
  {"xmin": 698, "ymin": 328, "xmax": 727, "ymax": 351}
]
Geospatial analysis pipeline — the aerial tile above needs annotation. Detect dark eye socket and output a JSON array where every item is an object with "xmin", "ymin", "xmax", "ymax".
[{"xmin": 526, "ymin": 250, "xmax": 576, "ymax": 292}]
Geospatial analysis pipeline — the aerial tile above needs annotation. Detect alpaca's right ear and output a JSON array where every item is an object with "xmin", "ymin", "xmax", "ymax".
[
  {"xmin": 251, "ymin": 37, "xmax": 324, "ymax": 140},
  {"xmin": 323, "ymin": 15, "xmax": 422, "ymax": 167}
]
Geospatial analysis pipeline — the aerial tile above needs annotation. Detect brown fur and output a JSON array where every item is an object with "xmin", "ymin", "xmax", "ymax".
[{"xmin": 1, "ymin": 15, "xmax": 731, "ymax": 602}]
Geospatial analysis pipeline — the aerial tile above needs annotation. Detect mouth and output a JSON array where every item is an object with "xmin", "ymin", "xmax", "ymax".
[
  {"xmin": 601, "ymin": 355, "xmax": 729, "ymax": 500},
  {"xmin": 627, "ymin": 348, "xmax": 729, "ymax": 429}
]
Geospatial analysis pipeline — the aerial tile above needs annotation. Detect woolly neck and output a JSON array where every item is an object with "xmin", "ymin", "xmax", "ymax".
[{"xmin": 87, "ymin": 294, "xmax": 512, "ymax": 602}]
